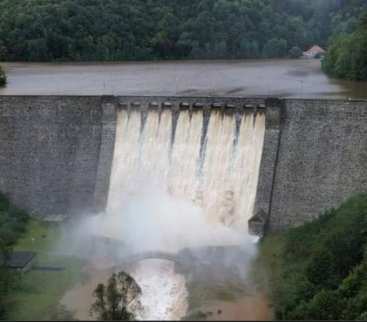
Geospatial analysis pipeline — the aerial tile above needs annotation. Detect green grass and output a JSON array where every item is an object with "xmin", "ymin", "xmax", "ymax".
[
  {"xmin": 6, "ymin": 219, "xmax": 86, "ymax": 320},
  {"xmin": 14, "ymin": 219, "xmax": 60, "ymax": 253}
]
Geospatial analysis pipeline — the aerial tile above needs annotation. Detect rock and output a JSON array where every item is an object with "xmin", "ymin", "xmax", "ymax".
[{"xmin": 248, "ymin": 209, "xmax": 268, "ymax": 236}]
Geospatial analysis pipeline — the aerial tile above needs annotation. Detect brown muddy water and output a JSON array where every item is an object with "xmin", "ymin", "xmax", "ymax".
[
  {"xmin": 60, "ymin": 258, "xmax": 189, "ymax": 321},
  {"xmin": 203, "ymin": 294, "xmax": 272, "ymax": 321},
  {"xmin": 60, "ymin": 247, "xmax": 272, "ymax": 321},
  {"xmin": 1, "ymin": 59, "xmax": 367, "ymax": 98},
  {"xmin": 60, "ymin": 263, "xmax": 272, "ymax": 321},
  {"xmin": 60, "ymin": 262, "xmax": 114, "ymax": 321}
]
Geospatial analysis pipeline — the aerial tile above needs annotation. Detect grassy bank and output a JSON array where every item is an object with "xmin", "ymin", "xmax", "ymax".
[
  {"xmin": 0, "ymin": 193, "xmax": 86, "ymax": 320},
  {"xmin": 256, "ymin": 194, "xmax": 367, "ymax": 320},
  {"xmin": 3, "ymin": 218, "xmax": 85, "ymax": 320}
]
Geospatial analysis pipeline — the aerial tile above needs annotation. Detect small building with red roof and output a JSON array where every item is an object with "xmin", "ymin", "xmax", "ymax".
[{"xmin": 303, "ymin": 45, "xmax": 326, "ymax": 59}]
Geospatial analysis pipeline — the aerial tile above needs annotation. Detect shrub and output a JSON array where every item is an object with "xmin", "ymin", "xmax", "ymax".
[
  {"xmin": 289, "ymin": 46, "xmax": 303, "ymax": 59},
  {"xmin": 0, "ymin": 65, "xmax": 6, "ymax": 87}
]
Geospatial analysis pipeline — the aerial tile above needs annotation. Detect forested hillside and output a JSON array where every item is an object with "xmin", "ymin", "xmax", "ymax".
[
  {"xmin": 258, "ymin": 194, "xmax": 367, "ymax": 320},
  {"xmin": 322, "ymin": 11, "xmax": 367, "ymax": 80},
  {"xmin": 0, "ymin": 0, "xmax": 365, "ymax": 62}
]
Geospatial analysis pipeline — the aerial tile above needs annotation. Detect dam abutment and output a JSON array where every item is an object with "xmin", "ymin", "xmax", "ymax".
[
  {"xmin": 0, "ymin": 95, "xmax": 366, "ymax": 231},
  {"xmin": 268, "ymin": 99, "xmax": 367, "ymax": 231}
]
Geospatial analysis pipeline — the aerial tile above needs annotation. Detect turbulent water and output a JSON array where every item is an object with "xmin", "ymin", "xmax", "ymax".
[
  {"xmin": 108, "ymin": 109, "xmax": 265, "ymax": 230},
  {"xmin": 131, "ymin": 259, "xmax": 188, "ymax": 321},
  {"xmin": 99, "ymin": 108, "xmax": 266, "ymax": 320}
]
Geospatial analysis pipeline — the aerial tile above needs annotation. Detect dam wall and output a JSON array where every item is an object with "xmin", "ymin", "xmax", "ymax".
[
  {"xmin": 0, "ymin": 95, "xmax": 366, "ymax": 231},
  {"xmin": 0, "ymin": 96, "xmax": 116, "ymax": 217}
]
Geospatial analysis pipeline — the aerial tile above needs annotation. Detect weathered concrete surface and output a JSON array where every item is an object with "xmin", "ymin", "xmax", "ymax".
[
  {"xmin": 0, "ymin": 96, "xmax": 115, "ymax": 217},
  {"xmin": 266, "ymin": 99, "xmax": 367, "ymax": 230}
]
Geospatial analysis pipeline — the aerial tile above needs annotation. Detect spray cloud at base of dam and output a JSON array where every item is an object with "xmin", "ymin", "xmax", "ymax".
[{"xmin": 104, "ymin": 108, "xmax": 266, "ymax": 249}]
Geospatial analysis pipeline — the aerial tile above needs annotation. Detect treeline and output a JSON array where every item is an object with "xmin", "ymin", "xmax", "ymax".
[
  {"xmin": 322, "ymin": 11, "xmax": 367, "ymax": 80},
  {"xmin": 0, "ymin": 0, "xmax": 365, "ymax": 62},
  {"xmin": 0, "ymin": 193, "xmax": 29, "ymax": 319},
  {"xmin": 259, "ymin": 194, "xmax": 367, "ymax": 320}
]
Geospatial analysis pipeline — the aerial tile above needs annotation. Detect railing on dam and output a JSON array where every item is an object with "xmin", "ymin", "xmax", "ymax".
[{"xmin": 112, "ymin": 95, "xmax": 267, "ymax": 113}]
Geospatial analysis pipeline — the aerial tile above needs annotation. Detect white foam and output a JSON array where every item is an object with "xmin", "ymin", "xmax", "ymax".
[{"xmin": 129, "ymin": 259, "xmax": 188, "ymax": 321}]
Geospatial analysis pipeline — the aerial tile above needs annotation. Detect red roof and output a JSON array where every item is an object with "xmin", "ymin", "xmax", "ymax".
[{"xmin": 305, "ymin": 45, "xmax": 326, "ymax": 55}]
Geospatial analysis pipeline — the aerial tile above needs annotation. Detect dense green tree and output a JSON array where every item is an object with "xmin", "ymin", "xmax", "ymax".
[
  {"xmin": 322, "ymin": 10, "xmax": 367, "ymax": 80},
  {"xmin": 262, "ymin": 38, "xmax": 288, "ymax": 58},
  {"xmin": 0, "ymin": 0, "xmax": 365, "ymax": 62},
  {"xmin": 289, "ymin": 46, "xmax": 303, "ymax": 59},
  {"xmin": 90, "ymin": 271, "xmax": 141, "ymax": 321}
]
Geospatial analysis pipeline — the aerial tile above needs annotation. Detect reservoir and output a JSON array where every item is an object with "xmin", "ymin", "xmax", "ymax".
[{"xmin": 1, "ymin": 59, "xmax": 367, "ymax": 98}]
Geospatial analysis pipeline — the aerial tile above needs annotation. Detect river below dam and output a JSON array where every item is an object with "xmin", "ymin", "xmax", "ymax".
[
  {"xmin": 1, "ymin": 59, "xmax": 367, "ymax": 98},
  {"xmin": 60, "ymin": 246, "xmax": 270, "ymax": 321}
]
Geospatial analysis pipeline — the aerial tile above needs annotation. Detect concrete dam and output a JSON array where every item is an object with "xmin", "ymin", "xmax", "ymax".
[{"xmin": 0, "ymin": 95, "xmax": 366, "ymax": 233}]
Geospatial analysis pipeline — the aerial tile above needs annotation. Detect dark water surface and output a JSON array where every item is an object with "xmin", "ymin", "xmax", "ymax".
[{"xmin": 1, "ymin": 59, "xmax": 367, "ymax": 98}]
